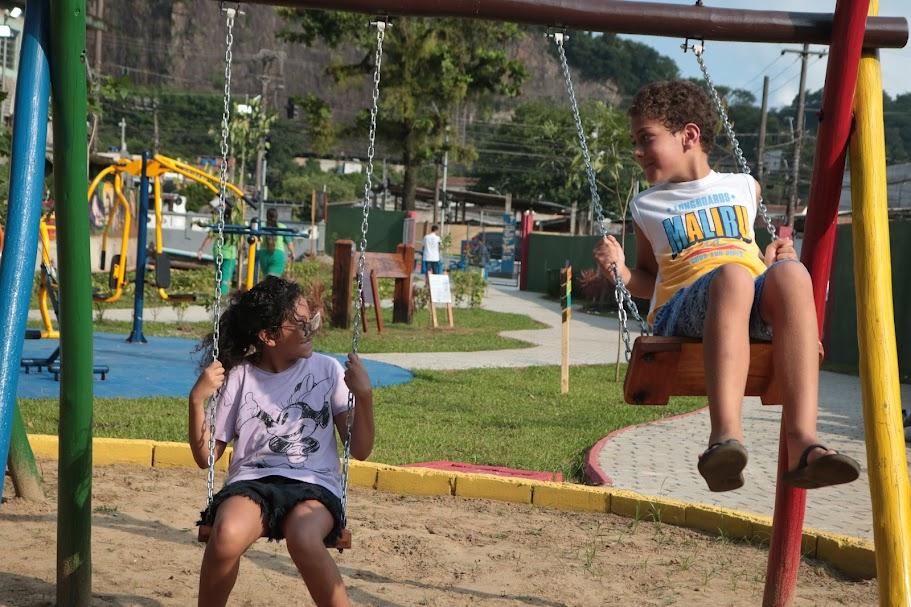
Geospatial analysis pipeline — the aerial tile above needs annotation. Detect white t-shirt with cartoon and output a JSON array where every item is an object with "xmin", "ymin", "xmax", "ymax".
[
  {"xmin": 423, "ymin": 232, "xmax": 441, "ymax": 262},
  {"xmin": 214, "ymin": 354, "xmax": 351, "ymax": 498}
]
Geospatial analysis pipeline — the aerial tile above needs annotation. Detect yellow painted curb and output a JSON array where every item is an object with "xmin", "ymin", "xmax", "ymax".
[
  {"xmin": 26, "ymin": 434, "xmax": 58, "ymax": 459},
  {"xmin": 152, "ymin": 441, "xmax": 230, "ymax": 472},
  {"xmin": 348, "ymin": 460, "xmax": 391, "ymax": 489},
  {"xmin": 94, "ymin": 438, "xmax": 155, "ymax": 467},
  {"xmin": 531, "ymin": 482, "xmax": 610, "ymax": 513},
  {"xmin": 684, "ymin": 503, "xmax": 754, "ymax": 539},
  {"xmin": 375, "ymin": 466, "xmax": 453, "ymax": 496},
  {"xmin": 814, "ymin": 530, "xmax": 876, "ymax": 580},
  {"xmin": 454, "ymin": 473, "xmax": 533, "ymax": 504},
  {"xmin": 610, "ymin": 489, "xmax": 687, "ymax": 526}
]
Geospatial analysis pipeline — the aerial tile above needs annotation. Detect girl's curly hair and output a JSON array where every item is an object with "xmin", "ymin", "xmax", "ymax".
[
  {"xmin": 629, "ymin": 80, "xmax": 718, "ymax": 153},
  {"xmin": 197, "ymin": 275, "xmax": 304, "ymax": 373}
]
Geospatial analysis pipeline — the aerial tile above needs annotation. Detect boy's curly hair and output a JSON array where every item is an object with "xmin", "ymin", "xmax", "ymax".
[
  {"xmin": 629, "ymin": 80, "xmax": 718, "ymax": 153},
  {"xmin": 197, "ymin": 275, "xmax": 304, "ymax": 373}
]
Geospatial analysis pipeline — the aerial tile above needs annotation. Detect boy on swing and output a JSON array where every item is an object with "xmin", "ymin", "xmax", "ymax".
[{"xmin": 594, "ymin": 80, "xmax": 860, "ymax": 492}]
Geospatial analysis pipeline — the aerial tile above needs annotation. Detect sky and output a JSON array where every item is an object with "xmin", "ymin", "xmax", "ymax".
[{"xmin": 617, "ymin": 0, "xmax": 910, "ymax": 109}]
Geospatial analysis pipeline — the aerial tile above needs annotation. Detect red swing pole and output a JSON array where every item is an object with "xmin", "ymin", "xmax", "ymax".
[{"xmin": 763, "ymin": 1, "xmax": 870, "ymax": 605}]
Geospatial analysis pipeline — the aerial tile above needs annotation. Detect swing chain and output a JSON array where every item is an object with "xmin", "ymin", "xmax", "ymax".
[
  {"xmin": 206, "ymin": 5, "xmax": 236, "ymax": 507},
  {"xmin": 553, "ymin": 32, "xmax": 605, "ymax": 239},
  {"xmin": 341, "ymin": 18, "xmax": 386, "ymax": 524},
  {"xmin": 693, "ymin": 47, "xmax": 777, "ymax": 242},
  {"xmin": 553, "ymin": 33, "xmax": 649, "ymax": 351}
]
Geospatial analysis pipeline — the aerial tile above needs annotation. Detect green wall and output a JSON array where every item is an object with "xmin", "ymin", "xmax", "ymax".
[
  {"xmin": 525, "ymin": 231, "xmax": 639, "ymax": 301},
  {"xmin": 326, "ymin": 207, "xmax": 406, "ymax": 254},
  {"xmin": 824, "ymin": 221, "xmax": 911, "ymax": 378}
]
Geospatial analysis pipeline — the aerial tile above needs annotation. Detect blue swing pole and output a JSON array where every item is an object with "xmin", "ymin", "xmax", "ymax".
[
  {"xmin": 0, "ymin": 0, "xmax": 52, "ymax": 504},
  {"xmin": 127, "ymin": 151, "xmax": 150, "ymax": 343}
]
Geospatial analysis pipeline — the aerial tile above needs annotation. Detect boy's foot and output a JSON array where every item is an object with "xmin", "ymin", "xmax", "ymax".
[
  {"xmin": 697, "ymin": 439, "xmax": 748, "ymax": 492},
  {"xmin": 782, "ymin": 444, "xmax": 860, "ymax": 489}
]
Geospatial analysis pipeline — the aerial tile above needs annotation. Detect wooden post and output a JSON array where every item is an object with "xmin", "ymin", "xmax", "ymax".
[
  {"xmin": 370, "ymin": 269, "xmax": 383, "ymax": 333},
  {"xmin": 393, "ymin": 243, "xmax": 414, "ymax": 324},
  {"xmin": 560, "ymin": 263, "xmax": 571, "ymax": 394},
  {"xmin": 331, "ymin": 240, "xmax": 354, "ymax": 329}
]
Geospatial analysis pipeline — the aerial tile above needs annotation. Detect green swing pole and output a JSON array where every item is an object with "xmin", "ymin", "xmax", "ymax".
[{"xmin": 49, "ymin": 0, "xmax": 94, "ymax": 604}]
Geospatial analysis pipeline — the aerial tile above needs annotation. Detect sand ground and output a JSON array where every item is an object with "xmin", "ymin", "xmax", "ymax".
[{"xmin": 0, "ymin": 461, "xmax": 877, "ymax": 607}]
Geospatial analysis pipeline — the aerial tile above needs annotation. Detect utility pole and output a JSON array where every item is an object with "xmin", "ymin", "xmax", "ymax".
[
  {"xmin": 152, "ymin": 101, "xmax": 160, "ymax": 156},
  {"xmin": 432, "ymin": 159, "xmax": 440, "ymax": 224},
  {"xmin": 757, "ymin": 76, "xmax": 770, "ymax": 183},
  {"xmin": 93, "ymin": 0, "xmax": 104, "ymax": 74},
  {"xmin": 118, "ymin": 117, "xmax": 127, "ymax": 155},
  {"xmin": 781, "ymin": 44, "xmax": 827, "ymax": 227},
  {"xmin": 440, "ymin": 135, "xmax": 449, "ymax": 235}
]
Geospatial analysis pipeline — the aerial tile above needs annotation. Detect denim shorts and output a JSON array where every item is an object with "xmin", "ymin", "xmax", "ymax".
[
  {"xmin": 198, "ymin": 475, "xmax": 344, "ymax": 545},
  {"xmin": 651, "ymin": 262, "xmax": 795, "ymax": 341}
]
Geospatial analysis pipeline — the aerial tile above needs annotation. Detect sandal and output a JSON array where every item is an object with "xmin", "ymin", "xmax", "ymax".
[
  {"xmin": 782, "ymin": 444, "xmax": 861, "ymax": 489},
  {"xmin": 697, "ymin": 439, "xmax": 748, "ymax": 492}
]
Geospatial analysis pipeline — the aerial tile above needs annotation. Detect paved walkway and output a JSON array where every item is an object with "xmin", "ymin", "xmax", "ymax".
[
  {"xmin": 375, "ymin": 284, "xmax": 911, "ymax": 541},
  {"xmin": 35, "ymin": 284, "xmax": 910, "ymax": 540}
]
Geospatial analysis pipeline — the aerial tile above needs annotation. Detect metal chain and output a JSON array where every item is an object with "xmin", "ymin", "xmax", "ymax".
[
  {"xmin": 693, "ymin": 46, "xmax": 777, "ymax": 242},
  {"xmin": 341, "ymin": 19, "xmax": 386, "ymax": 525},
  {"xmin": 206, "ymin": 5, "xmax": 236, "ymax": 508},
  {"xmin": 552, "ymin": 32, "xmax": 648, "ymax": 360}
]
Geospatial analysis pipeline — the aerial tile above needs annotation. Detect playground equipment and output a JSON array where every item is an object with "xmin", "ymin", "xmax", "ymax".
[
  {"xmin": 88, "ymin": 165, "xmax": 131, "ymax": 302},
  {"xmin": 21, "ymin": 212, "xmax": 110, "ymax": 379},
  {"xmin": 194, "ymin": 13, "xmax": 388, "ymax": 553},
  {"xmin": 0, "ymin": 2, "xmax": 904, "ymax": 605},
  {"xmin": 87, "ymin": 153, "xmax": 249, "ymax": 303}
]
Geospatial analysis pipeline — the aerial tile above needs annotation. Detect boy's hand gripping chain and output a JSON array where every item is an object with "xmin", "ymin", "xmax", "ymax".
[
  {"xmin": 552, "ymin": 32, "xmax": 649, "ymax": 361},
  {"xmin": 205, "ymin": 5, "xmax": 237, "ymax": 507}
]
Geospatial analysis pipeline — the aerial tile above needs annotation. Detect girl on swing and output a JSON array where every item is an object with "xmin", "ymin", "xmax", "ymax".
[
  {"xmin": 189, "ymin": 276, "xmax": 374, "ymax": 607},
  {"xmin": 594, "ymin": 80, "xmax": 861, "ymax": 493}
]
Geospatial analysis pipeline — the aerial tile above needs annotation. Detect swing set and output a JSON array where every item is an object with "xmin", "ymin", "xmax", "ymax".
[{"xmin": 0, "ymin": 2, "xmax": 906, "ymax": 606}]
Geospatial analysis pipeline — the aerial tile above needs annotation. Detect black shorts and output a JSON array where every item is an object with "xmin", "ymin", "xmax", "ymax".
[{"xmin": 198, "ymin": 475, "xmax": 344, "ymax": 545}]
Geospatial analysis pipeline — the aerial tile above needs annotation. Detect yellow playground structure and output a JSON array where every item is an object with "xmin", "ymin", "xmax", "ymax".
[{"xmin": 86, "ymin": 154, "xmax": 247, "ymax": 303}]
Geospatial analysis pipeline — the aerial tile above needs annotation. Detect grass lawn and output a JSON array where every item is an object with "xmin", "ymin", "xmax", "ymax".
[
  {"xmin": 29, "ymin": 307, "xmax": 547, "ymax": 353},
  {"xmin": 18, "ymin": 364, "xmax": 703, "ymax": 482}
]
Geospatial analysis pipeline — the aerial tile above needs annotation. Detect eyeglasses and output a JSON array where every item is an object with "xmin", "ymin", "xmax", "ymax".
[{"xmin": 285, "ymin": 311, "xmax": 321, "ymax": 338}]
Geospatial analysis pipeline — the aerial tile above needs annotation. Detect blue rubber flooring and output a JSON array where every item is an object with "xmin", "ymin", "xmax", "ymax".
[{"xmin": 17, "ymin": 333, "xmax": 414, "ymax": 399}]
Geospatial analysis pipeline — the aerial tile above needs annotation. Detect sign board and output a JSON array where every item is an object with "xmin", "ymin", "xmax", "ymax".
[
  {"xmin": 426, "ymin": 272, "xmax": 454, "ymax": 328},
  {"xmin": 501, "ymin": 214, "xmax": 517, "ymax": 275},
  {"xmin": 427, "ymin": 273, "xmax": 452, "ymax": 305}
]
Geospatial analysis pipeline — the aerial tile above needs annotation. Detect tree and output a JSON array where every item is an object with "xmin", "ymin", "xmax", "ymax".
[
  {"xmin": 557, "ymin": 32, "xmax": 679, "ymax": 98},
  {"xmin": 227, "ymin": 95, "xmax": 277, "ymax": 191},
  {"xmin": 472, "ymin": 100, "xmax": 640, "ymax": 218},
  {"xmin": 278, "ymin": 11, "xmax": 527, "ymax": 210}
]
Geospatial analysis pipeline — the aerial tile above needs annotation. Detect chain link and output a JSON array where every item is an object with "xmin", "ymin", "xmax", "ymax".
[
  {"xmin": 340, "ymin": 20, "xmax": 386, "ymax": 524},
  {"xmin": 553, "ymin": 33, "xmax": 648, "ymax": 359},
  {"xmin": 693, "ymin": 46, "xmax": 777, "ymax": 242},
  {"xmin": 206, "ymin": 5, "xmax": 236, "ymax": 508}
]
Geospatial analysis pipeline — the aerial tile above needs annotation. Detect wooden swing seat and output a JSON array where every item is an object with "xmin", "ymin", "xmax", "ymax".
[
  {"xmin": 197, "ymin": 525, "xmax": 352, "ymax": 551},
  {"xmin": 623, "ymin": 336, "xmax": 823, "ymax": 406}
]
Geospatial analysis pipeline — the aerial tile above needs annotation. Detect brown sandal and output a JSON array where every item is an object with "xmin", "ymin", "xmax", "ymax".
[
  {"xmin": 697, "ymin": 439, "xmax": 748, "ymax": 492},
  {"xmin": 782, "ymin": 444, "xmax": 861, "ymax": 489}
]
